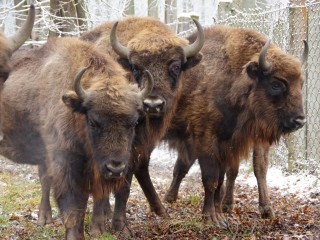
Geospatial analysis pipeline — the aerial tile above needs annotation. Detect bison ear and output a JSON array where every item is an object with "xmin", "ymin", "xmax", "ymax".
[
  {"xmin": 244, "ymin": 61, "xmax": 260, "ymax": 80},
  {"xmin": 62, "ymin": 91, "xmax": 86, "ymax": 113},
  {"xmin": 182, "ymin": 52, "xmax": 203, "ymax": 71}
]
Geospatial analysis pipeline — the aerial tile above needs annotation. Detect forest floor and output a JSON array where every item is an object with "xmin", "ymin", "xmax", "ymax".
[{"xmin": 0, "ymin": 144, "xmax": 319, "ymax": 240}]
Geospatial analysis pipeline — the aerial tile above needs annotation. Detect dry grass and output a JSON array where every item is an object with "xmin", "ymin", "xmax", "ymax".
[{"xmin": 0, "ymin": 155, "xmax": 319, "ymax": 240}]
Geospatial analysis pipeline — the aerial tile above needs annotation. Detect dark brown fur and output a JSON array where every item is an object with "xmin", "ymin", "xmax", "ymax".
[
  {"xmin": 81, "ymin": 16, "xmax": 203, "ymax": 235},
  {"xmin": 0, "ymin": 37, "xmax": 144, "ymax": 239},
  {"xmin": 159, "ymin": 25, "xmax": 306, "ymax": 224}
]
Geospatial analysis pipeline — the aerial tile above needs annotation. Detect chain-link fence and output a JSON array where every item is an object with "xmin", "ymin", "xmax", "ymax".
[{"xmin": 0, "ymin": 0, "xmax": 319, "ymax": 173}]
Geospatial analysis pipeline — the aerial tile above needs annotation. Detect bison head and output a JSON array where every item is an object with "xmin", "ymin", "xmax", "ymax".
[
  {"xmin": 0, "ymin": 4, "xmax": 35, "ymax": 83},
  {"xmin": 62, "ymin": 67, "xmax": 154, "ymax": 180},
  {"xmin": 109, "ymin": 18, "xmax": 204, "ymax": 136},
  {"xmin": 244, "ymin": 39, "xmax": 308, "ymax": 137}
]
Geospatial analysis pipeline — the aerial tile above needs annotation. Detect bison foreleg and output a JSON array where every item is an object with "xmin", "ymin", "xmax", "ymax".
[
  {"xmin": 164, "ymin": 154, "xmax": 196, "ymax": 203},
  {"xmin": 214, "ymin": 171, "xmax": 227, "ymax": 227},
  {"xmin": 112, "ymin": 170, "xmax": 134, "ymax": 235},
  {"xmin": 135, "ymin": 157, "xmax": 168, "ymax": 217},
  {"xmin": 37, "ymin": 164, "xmax": 53, "ymax": 226},
  {"xmin": 199, "ymin": 157, "xmax": 226, "ymax": 227},
  {"xmin": 89, "ymin": 197, "xmax": 113, "ymax": 237},
  {"xmin": 56, "ymin": 190, "xmax": 88, "ymax": 240},
  {"xmin": 222, "ymin": 160, "xmax": 240, "ymax": 213},
  {"xmin": 253, "ymin": 144, "xmax": 274, "ymax": 219}
]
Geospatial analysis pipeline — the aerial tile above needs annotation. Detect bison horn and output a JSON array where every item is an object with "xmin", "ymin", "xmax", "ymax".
[
  {"xmin": 182, "ymin": 18, "xmax": 205, "ymax": 63},
  {"xmin": 110, "ymin": 21, "xmax": 130, "ymax": 58},
  {"xmin": 74, "ymin": 67, "xmax": 88, "ymax": 101},
  {"xmin": 258, "ymin": 39, "xmax": 272, "ymax": 74},
  {"xmin": 8, "ymin": 4, "xmax": 35, "ymax": 52},
  {"xmin": 139, "ymin": 70, "xmax": 154, "ymax": 99},
  {"xmin": 301, "ymin": 40, "xmax": 308, "ymax": 66}
]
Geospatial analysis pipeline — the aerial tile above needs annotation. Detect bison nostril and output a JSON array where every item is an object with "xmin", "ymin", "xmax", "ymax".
[
  {"xmin": 293, "ymin": 116, "xmax": 306, "ymax": 128},
  {"xmin": 106, "ymin": 162, "xmax": 126, "ymax": 174}
]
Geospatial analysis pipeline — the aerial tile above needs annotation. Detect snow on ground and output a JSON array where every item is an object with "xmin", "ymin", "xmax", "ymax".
[{"xmin": 149, "ymin": 143, "xmax": 320, "ymax": 200}]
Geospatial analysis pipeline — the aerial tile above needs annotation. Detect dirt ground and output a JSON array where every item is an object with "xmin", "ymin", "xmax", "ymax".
[{"xmin": 0, "ymin": 145, "xmax": 319, "ymax": 240}]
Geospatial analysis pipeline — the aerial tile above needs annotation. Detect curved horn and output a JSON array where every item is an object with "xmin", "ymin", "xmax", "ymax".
[
  {"xmin": 258, "ymin": 39, "xmax": 272, "ymax": 73},
  {"xmin": 139, "ymin": 70, "xmax": 154, "ymax": 99},
  {"xmin": 74, "ymin": 67, "xmax": 88, "ymax": 101},
  {"xmin": 182, "ymin": 18, "xmax": 205, "ymax": 62},
  {"xmin": 8, "ymin": 4, "xmax": 35, "ymax": 52},
  {"xmin": 301, "ymin": 40, "xmax": 308, "ymax": 66},
  {"xmin": 110, "ymin": 21, "xmax": 130, "ymax": 58}
]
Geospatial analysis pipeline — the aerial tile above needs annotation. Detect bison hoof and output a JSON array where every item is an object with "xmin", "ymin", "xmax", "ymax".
[
  {"xmin": 89, "ymin": 222, "xmax": 106, "ymax": 237},
  {"xmin": 152, "ymin": 206, "xmax": 169, "ymax": 218},
  {"xmin": 164, "ymin": 192, "xmax": 178, "ymax": 203},
  {"xmin": 37, "ymin": 212, "xmax": 53, "ymax": 226},
  {"xmin": 222, "ymin": 203, "xmax": 234, "ymax": 213},
  {"xmin": 114, "ymin": 224, "xmax": 133, "ymax": 238},
  {"xmin": 259, "ymin": 205, "xmax": 275, "ymax": 219}
]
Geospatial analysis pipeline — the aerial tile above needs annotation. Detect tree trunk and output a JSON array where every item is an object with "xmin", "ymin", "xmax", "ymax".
[
  {"xmin": 49, "ymin": 0, "xmax": 87, "ymax": 38},
  {"xmin": 148, "ymin": 0, "xmax": 158, "ymax": 18},
  {"xmin": 124, "ymin": 0, "xmax": 135, "ymax": 16},
  {"xmin": 165, "ymin": 0, "xmax": 177, "ymax": 32}
]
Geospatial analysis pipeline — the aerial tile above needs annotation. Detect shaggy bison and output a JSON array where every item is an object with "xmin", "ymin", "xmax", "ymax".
[
  {"xmin": 0, "ymin": 4, "xmax": 35, "ymax": 84},
  {"xmin": 0, "ymin": 4, "xmax": 35, "ymax": 139},
  {"xmin": 0, "ymin": 37, "xmax": 153, "ymax": 239},
  {"xmin": 80, "ymin": 16, "xmax": 204, "ymax": 234},
  {"xmin": 165, "ymin": 26, "xmax": 306, "ymax": 223},
  {"xmin": 143, "ymin": 25, "xmax": 307, "ymax": 225}
]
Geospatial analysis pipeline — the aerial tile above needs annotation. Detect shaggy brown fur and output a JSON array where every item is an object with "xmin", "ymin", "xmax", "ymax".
[
  {"xmin": 0, "ymin": 4, "xmax": 35, "ymax": 84},
  {"xmin": 0, "ymin": 4, "xmax": 35, "ymax": 142},
  {"xmin": 0, "ymin": 37, "xmax": 146, "ymax": 239},
  {"xmin": 81, "ymin": 16, "xmax": 204, "ymax": 235},
  {"xmin": 143, "ymin": 25, "xmax": 306, "ymax": 225}
]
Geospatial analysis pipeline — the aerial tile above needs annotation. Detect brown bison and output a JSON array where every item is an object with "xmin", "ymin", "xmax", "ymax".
[
  {"xmin": 0, "ymin": 36, "xmax": 153, "ymax": 239},
  {"xmin": 0, "ymin": 4, "xmax": 35, "ymax": 139},
  {"xmin": 80, "ymin": 16, "xmax": 204, "ymax": 234},
  {"xmin": 141, "ymin": 25, "xmax": 307, "ymax": 225},
  {"xmin": 0, "ymin": 4, "xmax": 35, "ymax": 84}
]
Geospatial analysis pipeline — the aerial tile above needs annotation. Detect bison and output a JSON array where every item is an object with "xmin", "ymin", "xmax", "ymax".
[
  {"xmin": 80, "ymin": 16, "xmax": 204, "ymax": 234},
  {"xmin": 0, "ymin": 4, "xmax": 35, "ymax": 84},
  {"xmin": 141, "ymin": 25, "xmax": 307, "ymax": 225},
  {"xmin": 0, "ymin": 4, "xmax": 35, "ymax": 139},
  {"xmin": 0, "ymin": 36, "xmax": 153, "ymax": 239}
]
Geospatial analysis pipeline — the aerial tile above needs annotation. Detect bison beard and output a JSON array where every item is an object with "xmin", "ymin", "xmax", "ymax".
[
  {"xmin": 0, "ymin": 36, "xmax": 154, "ymax": 239},
  {"xmin": 80, "ymin": 16, "xmax": 204, "ymax": 236}
]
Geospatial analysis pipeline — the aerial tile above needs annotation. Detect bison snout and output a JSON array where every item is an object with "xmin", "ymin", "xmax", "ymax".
[
  {"xmin": 105, "ymin": 161, "xmax": 126, "ymax": 178},
  {"xmin": 284, "ymin": 114, "xmax": 306, "ymax": 132},
  {"xmin": 143, "ymin": 97, "xmax": 166, "ymax": 117},
  {"xmin": 292, "ymin": 115, "xmax": 306, "ymax": 129}
]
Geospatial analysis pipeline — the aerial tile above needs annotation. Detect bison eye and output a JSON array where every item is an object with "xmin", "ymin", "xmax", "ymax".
[
  {"xmin": 169, "ymin": 60, "xmax": 181, "ymax": 77},
  {"xmin": 270, "ymin": 79, "xmax": 287, "ymax": 96},
  {"xmin": 270, "ymin": 79, "xmax": 287, "ymax": 97},
  {"xmin": 131, "ymin": 65, "xmax": 142, "ymax": 84},
  {"xmin": 168, "ymin": 60, "xmax": 182, "ymax": 89},
  {"xmin": 88, "ymin": 118, "xmax": 101, "ymax": 130}
]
